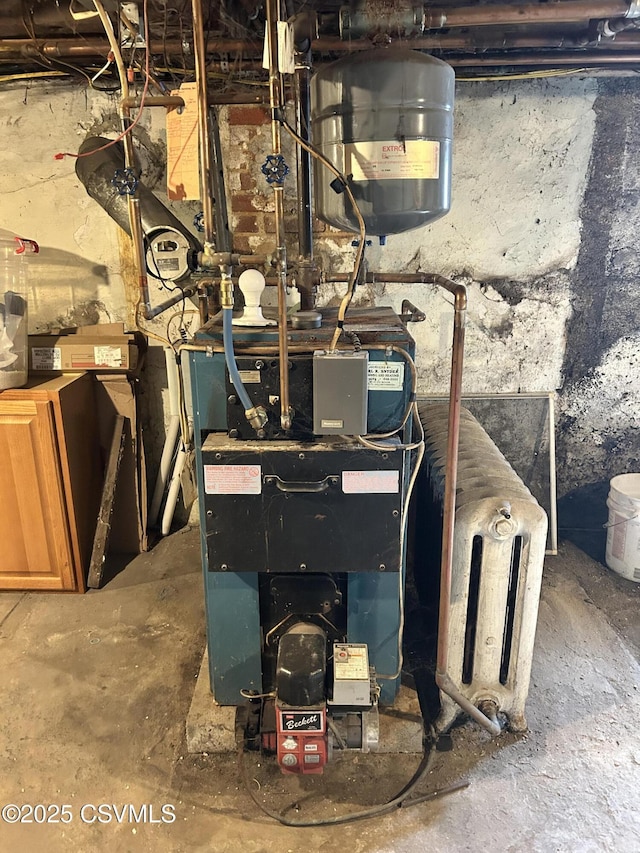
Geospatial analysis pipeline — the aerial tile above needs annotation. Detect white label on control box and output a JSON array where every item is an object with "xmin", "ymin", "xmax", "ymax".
[
  {"xmin": 368, "ymin": 362, "xmax": 405, "ymax": 391},
  {"xmin": 204, "ymin": 464, "xmax": 262, "ymax": 495},
  {"xmin": 94, "ymin": 345, "xmax": 123, "ymax": 367},
  {"xmin": 342, "ymin": 470, "xmax": 399, "ymax": 494},
  {"xmin": 31, "ymin": 347, "xmax": 61, "ymax": 370},
  {"xmin": 236, "ymin": 370, "xmax": 261, "ymax": 384},
  {"xmin": 334, "ymin": 645, "xmax": 369, "ymax": 680}
]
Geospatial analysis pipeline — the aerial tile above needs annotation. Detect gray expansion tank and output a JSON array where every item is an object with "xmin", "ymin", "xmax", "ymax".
[{"xmin": 311, "ymin": 48, "xmax": 454, "ymax": 236}]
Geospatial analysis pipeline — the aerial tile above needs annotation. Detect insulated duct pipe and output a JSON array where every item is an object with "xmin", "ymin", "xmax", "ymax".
[{"xmin": 75, "ymin": 136, "xmax": 200, "ymax": 273}]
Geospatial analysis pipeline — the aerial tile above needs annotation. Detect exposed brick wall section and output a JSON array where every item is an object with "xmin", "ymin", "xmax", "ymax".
[
  {"xmin": 224, "ymin": 107, "xmax": 354, "ymax": 256},
  {"xmin": 228, "ymin": 106, "xmax": 270, "ymax": 126}
]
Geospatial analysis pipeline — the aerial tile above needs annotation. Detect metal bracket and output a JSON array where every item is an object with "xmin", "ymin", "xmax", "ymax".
[{"xmin": 400, "ymin": 299, "xmax": 426, "ymax": 323}]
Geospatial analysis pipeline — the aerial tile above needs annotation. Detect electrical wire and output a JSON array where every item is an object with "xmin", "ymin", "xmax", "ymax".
[
  {"xmin": 166, "ymin": 309, "xmax": 199, "ymax": 346},
  {"xmin": 55, "ymin": 0, "xmax": 151, "ymax": 160},
  {"xmin": 359, "ymin": 345, "xmax": 419, "ymax": 443},
  {"xmin": 376, "ymin": 406, "xmax": 425, "ymax": 682},
  {"xmin": 457, "ymin": 67, "xmax": 591, "ymax": 82},
  {"xmin": 238, "ymin": 727, "xmax": 468, "ymax": 827},
  {"xmin": 280, "ymin": 117, "xmax": 367, "ymax": 350},
  {"xmin": 20, "ymin": 1, "xmax": 120, "ymax": 92}
]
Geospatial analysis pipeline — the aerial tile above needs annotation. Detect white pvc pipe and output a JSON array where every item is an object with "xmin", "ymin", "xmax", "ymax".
[
  {"xmin": 149, "ymin": 348, "xmax": 182, "ymax": 527},
  {"xmin": 149, "ymin": 414, "xmax": 180, "ymax": 527},
  {"xmin": 161, "ymin": 430, "xmax": 192, "ymax": 536},
  {"xmin": 165, "ymin": 345, "xmax": 180, "ymax": 417}
]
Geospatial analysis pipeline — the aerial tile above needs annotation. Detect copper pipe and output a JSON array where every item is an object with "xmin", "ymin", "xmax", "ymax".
[
  {"xmin": 426, "ymin": 0, "xmax": 634, "ymax": 29},
  {"xmin": 325, "ymin": 272, "xmax": 465, "ymax": 310},
  {"xmin": 426, "ymin": 276, "xmax": 501, "ymax": 736},
  {"xmin": 451, "ymin": 50, "xmax": 640, "ymax": 66},
  {"xmin": 6, "ymin": 33, "xmax": 640, "ymax": 70},
  {"xmin": 191, "ymin": 0, "xmax": 215, "ymax": 252},
  {"xmin": 266, "ymin": 0, "xmax": 292, "ymax": 431},
  {"xmin": 0, "ymin": 37, "xmax": 262, "ymax": 58},
  {"xmin": 325, "ymin": 270, "xmax": 499, "ymax": 732},
  {"xmin": 313, "ymin": 34, "xmax": 577, "ymax": 52},
  {"xmin": 121, "ymin": 94, "xmax": 185, "ymax": 109},
  {"xmin": 92, "ymin": 0, "xmax": 152, "ymax": 321}
]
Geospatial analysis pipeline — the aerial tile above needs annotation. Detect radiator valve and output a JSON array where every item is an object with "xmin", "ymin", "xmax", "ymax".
[{"xmin": 491, "ymin": 504, "xmax": 516, "ymax": 538}]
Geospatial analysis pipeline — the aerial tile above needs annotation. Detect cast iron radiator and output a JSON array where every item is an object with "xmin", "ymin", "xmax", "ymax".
[{"xmin": 416, "ymin": 402, "xmax": 548, "ymax": 732}]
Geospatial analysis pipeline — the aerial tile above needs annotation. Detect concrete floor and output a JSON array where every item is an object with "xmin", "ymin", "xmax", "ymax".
[{"xmin": 0, "ymin": 528, "xmax": 639, "ymax": 853}]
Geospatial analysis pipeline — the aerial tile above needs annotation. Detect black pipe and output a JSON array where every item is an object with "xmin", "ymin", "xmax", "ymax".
[
  {"xmin": 208, "ymin": 108, "xmax": 233, "ymax": 255},
  {"xmin": 294, "ymin": 52, "xmax": 318, "ymax": 311},
  {"xmin": 145, "ymin": 285, "xmax": 198, "ymax": 319},
  {"xmin": 296, "ymin": 56, "xmax": 313, "ymax": 261}
]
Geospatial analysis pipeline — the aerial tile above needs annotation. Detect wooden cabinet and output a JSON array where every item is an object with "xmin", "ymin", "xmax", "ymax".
[{"xmin": 0, "ymin": 374, "xmax": 102, "ymax": 592}]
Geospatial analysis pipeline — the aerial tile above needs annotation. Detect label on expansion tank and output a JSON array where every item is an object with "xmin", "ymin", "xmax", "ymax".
[
  {"xmin": 346, "ymin": 139, "xmax": 440, "ymax": 181},
  {"xmin": 342, "ymin": 470, "xmax": 399, "ymax": 494},
  {"xmin": 278, "ymin": 710, "xmax": 325, "ymax": 733},
  {"xmin": 204, "ymin": 464, "xmax": 262, "ymax": 495},
  {"xmin": 368, "ymin": 361, "xmax": 405, "ymax": 391}
]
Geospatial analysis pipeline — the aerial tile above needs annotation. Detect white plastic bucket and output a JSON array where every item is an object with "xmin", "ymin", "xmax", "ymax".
[
  {"xmin": 0, "ymin": 231, "xmax": 38, "ymax": 390},
  {"xmin": 605, "ymin": 474, "xmax": 640, "ymax": 583}
]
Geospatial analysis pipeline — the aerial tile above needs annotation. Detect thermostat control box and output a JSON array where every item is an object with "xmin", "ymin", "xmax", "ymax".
[
  {"xmin": 331, "ymin": 642, "xmax": 371, "ymax": 707},
  {"xmin": 313, "ymin": 350, "xmax": 368, "ymax": 436}
]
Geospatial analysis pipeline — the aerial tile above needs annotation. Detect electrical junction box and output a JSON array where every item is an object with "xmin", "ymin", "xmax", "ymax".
[
  {"xmin": 331, "ymin": 643, "xmax": 371, "ymax": 706},
  {"xmin": 313, "ymin": 350, "xmax": 368, "ymax": 436}
]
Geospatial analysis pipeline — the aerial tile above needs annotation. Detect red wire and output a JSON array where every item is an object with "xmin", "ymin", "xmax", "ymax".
[{"xmin": 54, "ymin": 0, "xmax": 150, "ymax": 161}]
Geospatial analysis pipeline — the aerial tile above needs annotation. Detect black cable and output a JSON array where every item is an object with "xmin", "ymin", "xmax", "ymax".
[{"xmin": 238, "ymin": 729, "xmax": 467, "ymax": 827}]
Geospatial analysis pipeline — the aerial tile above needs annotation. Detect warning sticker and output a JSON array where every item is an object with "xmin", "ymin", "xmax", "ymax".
[
  {"xmin": 342, "ymin": 470, "xmax": 399, "ymax": 494},
  {"xmin": 31, "ymin": 347, "xmax": 61, "ymax": 371},
  {"xmin": 346, "ymin": 139, "xmax": 440, "ymax": 182},
  {"xmin": 204, "ymin": 464, "xmax": 262, "ymax": 495},
  {"xmin": 368, "ymin": 362, "xmax": 405, "ymax": 391},
  {"xmin": 94, "ymin": 345, "xmax": 123, "ymax": 368}
]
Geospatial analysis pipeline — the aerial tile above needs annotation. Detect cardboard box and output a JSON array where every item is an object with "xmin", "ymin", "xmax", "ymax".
[{"xmin": 29, "ymin": 323, "xmax": 144, "ymax": 374}]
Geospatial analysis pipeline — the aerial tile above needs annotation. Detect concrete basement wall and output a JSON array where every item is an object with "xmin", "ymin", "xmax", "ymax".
[{"xmin": 0, "ymin": 75, "xmax": 638, "ymax": 504}]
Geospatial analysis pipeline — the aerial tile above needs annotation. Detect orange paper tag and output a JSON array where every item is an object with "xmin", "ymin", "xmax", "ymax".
[{"xmin": 166, "ymin": 82, "xmax": 200, "ymax": 201}]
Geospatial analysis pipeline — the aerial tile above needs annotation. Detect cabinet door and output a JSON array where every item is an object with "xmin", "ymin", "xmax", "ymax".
[{"xmin": 0, "ymin": 399, "xmax": 76, "ymax": 590}]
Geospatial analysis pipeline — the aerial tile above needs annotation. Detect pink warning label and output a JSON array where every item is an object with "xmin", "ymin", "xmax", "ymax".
[
  {"xmin": 342, "ymin": 470, "xmax": 399, "ymax": 494},
  {"xmin": 204, "ymin": 464, "xmax": 262, "ymax": 495}
]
